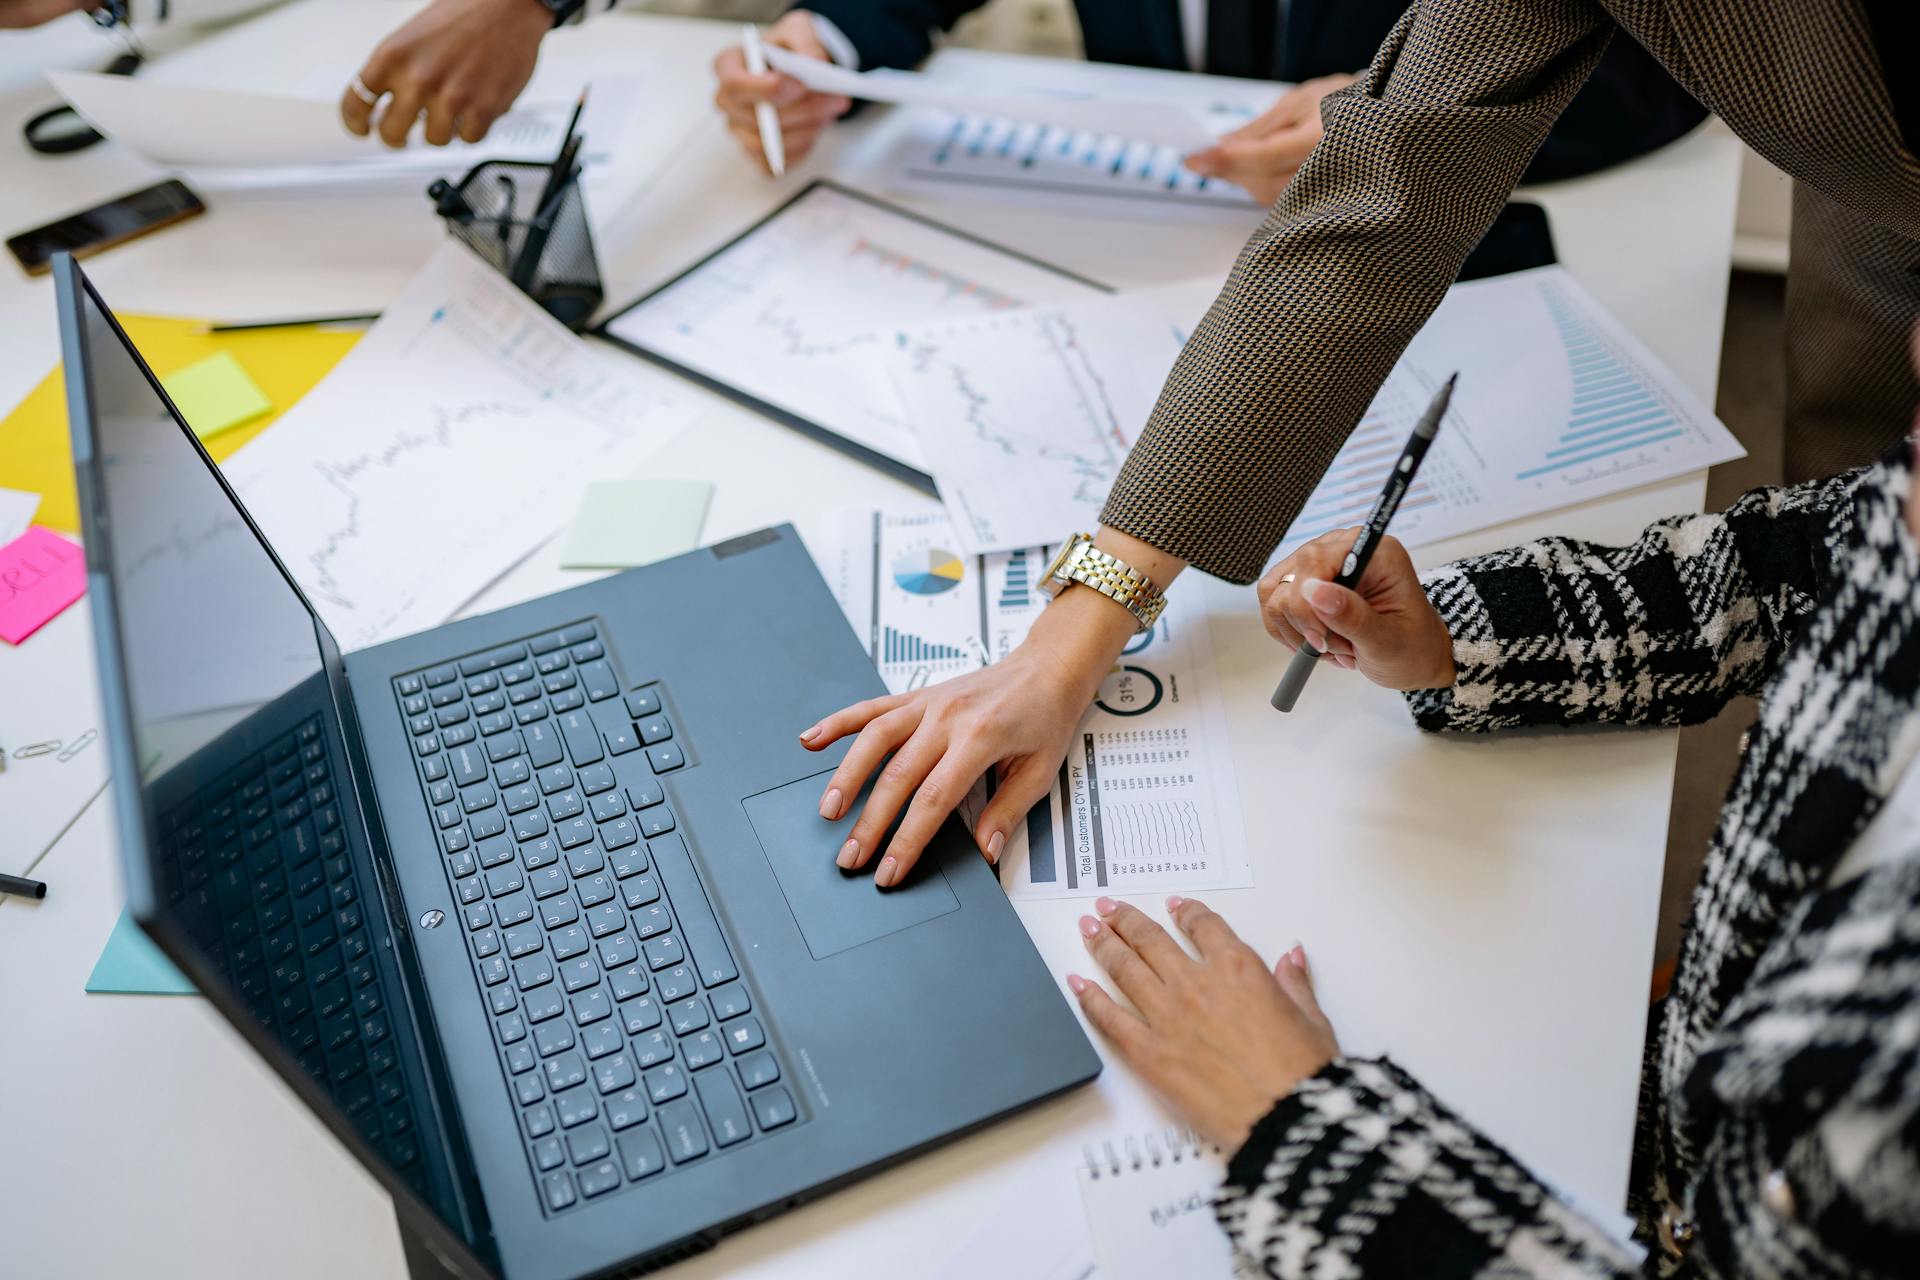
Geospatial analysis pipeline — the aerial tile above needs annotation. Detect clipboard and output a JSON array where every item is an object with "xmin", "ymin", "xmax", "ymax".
[{"xmin": 594, "ymin": 181, "xmax": 1111, "ymax": 494}]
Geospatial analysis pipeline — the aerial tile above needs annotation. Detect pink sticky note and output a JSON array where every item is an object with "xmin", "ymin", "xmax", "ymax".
[{"xmin": 0, "ymin": 526, "xmax": 86, "ymax": 644}]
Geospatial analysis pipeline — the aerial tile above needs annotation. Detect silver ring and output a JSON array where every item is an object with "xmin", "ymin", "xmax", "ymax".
[
  {"xmin": 1280, "ymin": 573, "xmax": 1296, "ymax": 585},
  {"xmin": 348, "ymin": 75, "xmax": 381, "ymax": 108}
]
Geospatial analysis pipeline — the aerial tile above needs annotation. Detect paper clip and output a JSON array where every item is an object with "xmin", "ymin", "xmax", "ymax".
[
  {"xmin": 11, "ymin": 740, "xmax": 60, "ymax": 759},
  {"xmin": 56, "ymin": 729, "xmax": 98, "ymax": 762}
]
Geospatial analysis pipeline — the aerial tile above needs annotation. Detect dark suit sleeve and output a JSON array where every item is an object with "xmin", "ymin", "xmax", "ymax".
[
  {"xmin": 794, "ymin": 0, "xmax": 988, "ymax": 70},
  {"xmin": 1098, "ymin": 0, "xmax": 1617, "ymax": 584},
  {"xmin": 1525, "ymin": 29, "xmax": 1707, "ymax": 182}
]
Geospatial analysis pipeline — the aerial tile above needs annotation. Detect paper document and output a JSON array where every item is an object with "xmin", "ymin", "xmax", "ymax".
[
  {"xmin": 600, "ymin": 183, "xmax": 1106, "ymax": 473},
  {"xmin": 890, "ymin": 266, "xmax": 1746, "ymax": 556},
  {"xmin": 803, "ymin": 507, "xmax": 1250, "ymax": 900},
  {"xmin": 47, "ymin": 70, "xmax": 633, "ymax": 177},
  {"xmin": 1078, "ymin": 1130, "xmax": 1236, "ymax": 1280},
  {"xmin": 220, "ymin": 243, "xmax": 695, "ymax": 650},
  {"xmin": 764, "ymin": 45, "xmax": 1217, "ymax": 152},
  {"xmin": 0, "ymin": 487, "xmax": 39, "ymax": 542},
  {"xmin": 0, "ymin": 603, "xmax": 110, "ymax": 876}
]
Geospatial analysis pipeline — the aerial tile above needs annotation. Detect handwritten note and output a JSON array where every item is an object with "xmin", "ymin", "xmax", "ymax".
[
  {"xmin": 1077, "ymin": 1131, "xmax": 1236, "ymax": 1280},
  {"xmin": 0, "ymin": 527, "xmax": 86, "ymax": 644}
]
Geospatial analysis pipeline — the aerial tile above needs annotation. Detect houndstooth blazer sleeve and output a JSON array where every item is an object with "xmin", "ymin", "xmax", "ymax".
[
  {"xmin": 1099, "ymin": 0, "xmax": 1617, "ymax": 584},
  {"xmin": 1403, "ymin": 467, "xmax": 1867, "ymax": 733}
]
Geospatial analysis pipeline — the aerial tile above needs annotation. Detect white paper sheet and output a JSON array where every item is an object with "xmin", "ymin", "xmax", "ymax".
[
  {"xmin": 0, "ymin": 487, "xmax": 40, "ymax": 542},
  {"xmin": 219, "ymin": 242, "xmax": 696, "ymax": 650},
  {"xmin": 765, "ymin": 45, "xmax": 1218, "ymax": 152},
  {"xmin": 802, "ymin": 506, "xmax": 1251, "ymax": 900},
  {"xmin": 0, "ymin": 603, "xmax": 110, "ymax": 877},
  {"xmin": 889, "ymin": 266, "xmax": 1747, "ymax": 557},
  {"xmin": 601, "ymin": 183, "xmax": 1107, "ymax": 471}
]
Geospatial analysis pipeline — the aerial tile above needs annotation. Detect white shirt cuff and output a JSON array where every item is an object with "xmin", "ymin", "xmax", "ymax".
[{"xmin": 807, "ymin": 11, "xmax": 861, "ymax": 70}]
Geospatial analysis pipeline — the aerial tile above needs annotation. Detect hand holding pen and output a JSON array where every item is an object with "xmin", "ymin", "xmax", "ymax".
[{"xmin": 1264, "ymin": 374, "xmax": 1459, "ymax": 710}]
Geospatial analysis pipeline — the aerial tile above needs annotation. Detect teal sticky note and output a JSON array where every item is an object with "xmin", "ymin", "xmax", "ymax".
[
  {"xmin": 160, "ymin": 351, "xmax": 272, "ymax": 440},
  {"xmin": 560, "ymin": 478, "xmax": 714, "ymax": 571},
  {"xmin": 86, "ymin": 908, "xmax": 197, "ymax": 995}
]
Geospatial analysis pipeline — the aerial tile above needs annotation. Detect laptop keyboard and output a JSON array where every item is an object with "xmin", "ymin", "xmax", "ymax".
[
  {"xmin": 393, "ymin": 620, "xmax": 798, "ymax": 1214},
  {"xmin": 155, "ymin": 713, "xmax": 428, "ymax": 1193}
]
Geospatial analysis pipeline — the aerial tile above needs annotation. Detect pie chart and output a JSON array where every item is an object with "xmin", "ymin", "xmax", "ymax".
[{"xmin": 893, "ymin": 547, "xmax": 966, "ymax": 596}]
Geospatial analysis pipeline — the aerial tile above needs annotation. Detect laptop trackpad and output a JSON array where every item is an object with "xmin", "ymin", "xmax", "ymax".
[{"xmin": 744, "ymin": 771, "xmax": 960, "ymax": 960}]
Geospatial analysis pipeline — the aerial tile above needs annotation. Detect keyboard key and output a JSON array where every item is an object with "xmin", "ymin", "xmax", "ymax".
[
  {"xmin": 503, "ymin": 925, "xmax": 543, "ymax": 959},
  {"xmin": 560, "ymin": 956, "xmax": 598, "ymax": 994},
  {"xmin": 434, "ymin": 803, "xmax": 462, "ymax": 830},
  {"xmin": 543, "ymin": 669, "xmax": 578, "ymax": 695},
  {"xmin": 503, "ymin": 784, "xmax": 539, "ymax": 816},
  {"xmin": 523, "ymin": 1102, "xmax": 555, "ymax": 1138},
  {"xmin": 495, "ymin": 758, "xmax": 531, "ymax": 788},
  {"xmin": 429, "ymin": 683, "xmax": 462, "ymax": 706},
  {"xmin": 594, "ymin": 1052, "xmax": 638, "ymax": 1094},
  {"xmin": 511, "ymin": 811, "xmax": 549, "ymax": 842},
  {"xmin": 486, "ymin": 863, "xmax": 526, "ymax": 898},
  {"xmin": 523, "ymin": 987, "xmax": 565, "ymax": 1024},
  {"xmin": 565, "ymin": 843, "xmax": 604, "ymax": 877},
  {"xmin": 543, "ymin": 1052, "xmax": 587, "ymax": 1093},
  {"xmin": 631, "ymin": 1028, "xmax": 671, "ymax": 1066},
  {"xmin": 540, "ymin": 893, "xmax": 580, "ymax": 929},
  {"xmin": 750, "ymin": 1085, "xmax": 796, "ymax": 1130},
  {"xmin": 541, "ymin": 1171, "xmax": 576, "ymax": 1212},
  {"xmin": 501, "ymin": 660, "xmax": 535, "ymax": 685},
  {"xmin": 589, "ymin": 793, "xmax": 626, "ymax": 824},
  {"xmin": 484, "ymin": 731, "xmax": 522, "ymax": 762},
  {"xmin": 605, "ymin": 723, "xmax": 642, "ymax": 756},
  {"xmin": 578, "ymin": 874, "xmax": 615, "ymax": 908},
  {"xmin": 608, "ymin": 841, "xmax": 647, "ymax": 877},
  {"xmin": 648, "ymin": 836, "xmax": 737, "ymax": 987},
  {"xmin": 497, "ymin": 1011, "xmax": 528, "ymax": 1044},
  {"xmin": 463, "ymin": 902, "xmax": 493, "ymax": 931},
  {"xmin": 464, "ymin": 673, "xmax": 498, "ymax": 697},
  {"xmin": 586, "ymin": 904, "xmax": 625, "ymax": 939},
  {"xmin": 477, "ymin": 835, "xmax": 515, "ymax": 869},
  {"xmin": 644, "ymin": 935, "xmax": 685, "ymax": 970},
  {"xmin": 576, "ymin": 762, "xmax": 615, "ymax": 796},
  {"xmin": 537, "ymin": 763, "xmax": 573, "ymax": 795},
  {"xmin": 473, "ymin": 690, "xmax": 506, "ymax": 716},
  {"xmin": 637, "ymin": 716, "xmax": 672, "ymax": 745},
  {"xmin": 429, "ymin": 779, "xmax": 456, "ymax": 806},
  {"xmin": 468, "ymin": 808, "xmax": 506, "ymax": 841},
  {"xmin": 516, "ymin": 1073, "xmax": 545, "ymax": 1107},
  {"xmin": 434, "ymin": 703, "xmax": 469, "ymax": 728},
  {"xmin": 505, "ymin": 1041, "xmax": 536, "ymax": 1076},
  {"xmin": 408, "ymin": 714, "xmax": 435, "ymax": 737},
  {"xmin": 736, "ymin": 1051, "xmax": 780, "ymax": 1091},
  {"xmin": 648, "ymin": 744, "xmax": 686, "ymax": 773},
  {"xmin": 551, "ymin": 925, "xmax": 591, "ymax": 960},
  {"xmin": 421, "ymin": 755, "xmax": 449, "ymax": 783},
  {"xmin": 694, "ymin": 1067, "xmax": 751, "ymax": 1146},
  {"xmin": 548, "ymin": 788, "xmax": 586, "ymax": 821},
  {"xmin": 607, "ymin": 1088, "xmax": 648, "ymax": 1133},
  {"xmin": 624, "ymin": 689, "xmax": 661, "ymax": 720},
  {"xmin": 578, "ymin": 1159, "xmax": 620, "ymax": 1199},
  {"xmin": 571, "ymin": 990, "xmax": 611, "ymax": 1026},
  {"xmin": 512, "ymin": 692, "xmax": 544, "ymax": 715},
  {"xmin": 441, "ymin": 723, "xmax": 476, "ymax": 747},
  {"xmin": 496, "ymin": 893, "xmax": 534, "ymax": 927},
  {"xmin": 598, "ymin": 932, "xmax": 639, "ymax": 969},
  {"xmin": 645, "ymin": 1063, "xmax": 689, "ymax": 1106},
  {"xmin": 536, "ymin": 651, "xmax": 570, "ymax": 676},
  {"xmin": 657, "ymin": 1099, "xmax": 707, "ymax": 1163},
  {"xmin": 669, "ymin": 998, "xmax": 710, "ymax": 1036},
  {"xmin": 557, "ymin": 1090, "xmax": 599, "ymax": 1131},
  {"xmin": 524, "ymin": 722, "xmax": 564, "ymax": 769},
  {"xmin": 397, "ymin": 675, "xmax": 424, "ymax": 696},
  {"xmin": 583, "ymin": 1023, "xmax": 623, "ymax": 1060},
  {"xmin": 683, "ymin": 1030, "xmax": 725, "ymax": 1071},
  {"xmin": 559, "ymin": 623, "xmax": 596, "ymax": 646},
  {"xmin": 709, "ymin": 985, "xmax": 751, "ymax": 1022},
  {"xmin": 529, "ymin": 630, "xmax": 568, "ymax": 656},
  {"xmin": 470, "ymin": 925, "xmax": 500, "ymax": 957},
  {"xmin": 655, "ymin": 965, "xmax": 697, "ymax": 1003},
  {"xmin": 552, "ymin": 688, "xmax": 585, "ymax": 713},
  {"xmin": 442, "ymin": 827, "xmax": 470, "ymax": 855},
  {"xmin": 580, "ymin": 660, "xmax": 619, "ymax": 701},
  {"xmin": 522, "ymin": 836, "xmax": 560, "ymax": 871},
  {"xmin": 632, "ymin": 903, "xmax": 672, "ymax": 939},
  {"xmin": 514, "ymin": 953, "xmax": 554, "ymax": 991},
  {"xmin": 622, "ymin": 875, "xmax": 661, "ymax": 911},
  {"xmin": 533, "ymin": 1136, "xmax": 565, "ymax": 1172},
  {"xmin": 724, "ymin": 1017, "xmax": 765, "ymax": 1055},
  {"xmin": 559, "ymin": 711, "xmax": 604, "ymax": 767},
  {"xmin": 528, "ymin": 865, "xmax": 569, "ymax": 901},
  {"xmin": 609, "ymin": 963, "xmax": 649, "ymax": 1001},
  {"xmin": 571, "ymin": 639, "xmax": 605, "ymax": 663},
  {"xmin": 640, "ymin": 807, "xmax": 676, "ymax": 839},
  {"xmin": 535, "ymin": 1019, "xmax": 577, "ymax": 1058}
]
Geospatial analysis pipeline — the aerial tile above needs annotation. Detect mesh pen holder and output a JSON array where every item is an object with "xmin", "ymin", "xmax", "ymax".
[{"xmin": 430, "ymin": 158, "xmax": 604, "ymax": 332}]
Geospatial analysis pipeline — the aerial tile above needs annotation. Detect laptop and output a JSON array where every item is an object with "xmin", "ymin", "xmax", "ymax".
[{"xmin": 55, "ymin": 254, "xmax": 1100, "ymax": 1278}]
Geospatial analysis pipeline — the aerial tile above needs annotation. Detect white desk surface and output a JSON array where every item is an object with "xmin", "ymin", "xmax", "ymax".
[{"xmin": 0, "ymin": 5, "xmax": 1742, "ymax": 1276}]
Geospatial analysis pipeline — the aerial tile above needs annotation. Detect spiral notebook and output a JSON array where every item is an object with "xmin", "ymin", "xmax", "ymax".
[{"xmin": 1077, "ymin": 1128, "xmax": 1240, "ymax": 1279}]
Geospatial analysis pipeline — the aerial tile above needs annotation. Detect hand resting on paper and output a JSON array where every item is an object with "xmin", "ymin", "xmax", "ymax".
[
  {"xmin": 711, "ymin": 10, "xmax": 851, "ymax": 174},
  {"xmin": 1257, "ymin": 529, "xmax": 1456, "ymax": 691},
  {"xmin": 341, "ymin": 0, "xmax": 552, "ymax": 148},
  {"xmin": 1184, "ymin": 72, "xmax": 1359, "ymax": 204},
  {"xmin": 1068, "ymin": 896, "xmax": 1339, "ymax": 1150}
]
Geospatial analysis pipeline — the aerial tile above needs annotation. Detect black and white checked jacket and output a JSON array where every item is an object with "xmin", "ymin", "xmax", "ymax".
[{"xmin": 1217, "ymin": 441, "xmax": 1920, "ymax": 1278}]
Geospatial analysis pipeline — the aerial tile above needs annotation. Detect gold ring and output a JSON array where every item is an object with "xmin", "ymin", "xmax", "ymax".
[{"xmin": 348, "ymin": 75, "xmax": 381, "ymax": 107}]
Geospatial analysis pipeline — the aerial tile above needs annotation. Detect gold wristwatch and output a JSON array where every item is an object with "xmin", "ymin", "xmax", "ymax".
[{"xmin": 1039, "ymin": 533, "xmax": 1166, "ymax": 633}]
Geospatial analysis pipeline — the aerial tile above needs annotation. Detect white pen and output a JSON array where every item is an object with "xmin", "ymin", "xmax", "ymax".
[{"xmin": 741, "ymin": 24, "xmax": 787, "ymax": 178}]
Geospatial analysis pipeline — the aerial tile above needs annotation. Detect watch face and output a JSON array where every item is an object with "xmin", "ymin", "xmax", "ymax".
[{"xmin": 1039, "ymin": 537, "xmax": 1084, "ymax": 596}]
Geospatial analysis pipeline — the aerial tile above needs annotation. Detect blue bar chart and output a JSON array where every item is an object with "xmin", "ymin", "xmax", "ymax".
[{"xmin": 1516, "ymin": 288, "xmax": 1685, "ymax": 481}]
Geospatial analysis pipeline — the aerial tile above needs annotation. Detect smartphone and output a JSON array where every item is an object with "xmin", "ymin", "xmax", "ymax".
[{"xmin": 6, "ymin": 179, "xmax": 206, "ymax": 277}]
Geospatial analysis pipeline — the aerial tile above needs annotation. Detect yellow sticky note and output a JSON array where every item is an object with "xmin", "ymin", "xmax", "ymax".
[
  {"xmin": 0, "ymin": 316, "xmax": 361, "ymax": 534},
  {"xmin": 160, "ymin": 351, "xmax": 273, "ymax": 439}
]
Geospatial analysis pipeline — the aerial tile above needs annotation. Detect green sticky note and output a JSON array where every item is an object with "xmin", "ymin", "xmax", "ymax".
[
  {"xmin": 160, "ymin": 351, "xmax": 272, "ymax": 440},
  {"xmin": 560, "ymin": 478, "xmax": 714, "ymax": 571},
  {"xmin": 86, "ymin": 908, "xmax": 197, "ymax": 996}
]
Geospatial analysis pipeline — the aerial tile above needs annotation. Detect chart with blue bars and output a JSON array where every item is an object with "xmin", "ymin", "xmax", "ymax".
[
  {"xmin": 1519, "ymin": 284, "xmax": 1688, "ymax": 482},
  {"xmin": 998, "ymin": 550, "xmax": 1032, "ymax": 611},
  {"xmin": 881, "ymin": 626, "xmax": 968, "ymax": 666}
]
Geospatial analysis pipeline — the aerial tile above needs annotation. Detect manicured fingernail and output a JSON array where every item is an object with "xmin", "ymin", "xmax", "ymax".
[
  {"xmin": 1292, "ymin": 944, "xmax": 1308, "ymax": 971},
  {"xmin": 836, "ymin": 837, "xmax": 858, "ymax": 869},
  {"xmin": 1066, "ymin": 973, "xmax": 1088, "ymax": 995},
  {"xmin": 1302, "ymin": 577, "xmax": 1338, "ymax": 613},
  {"xmin": 799, "ymin": 724, "xmax": 821, "ymax": 744},
  {"xmin": 1166, "ymin": 894, "xmax": 1186, "ymax": 911},
  {"xmin": 1095, "ymin": 896, "xmax": 1119, "ymax": 917},
  {"xmin": 985, "ymin": 829, "xmax": 1005, "ymax": 863},
  {"xmin": 877, "ymin": 855, "xmax": 897, "ymax": 886},
  {"xmin": 819, "ymin": 787, "xmax": 841, "ymax": 820},
  {"xmin": 1078, "ymin": 915, "xmax": 1101, "ymax": 938}
]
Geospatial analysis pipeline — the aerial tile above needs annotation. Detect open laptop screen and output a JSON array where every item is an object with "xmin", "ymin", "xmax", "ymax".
[{"xmin": 60, "ymin": 260, "xmax": 485, "ymax": 1264}]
